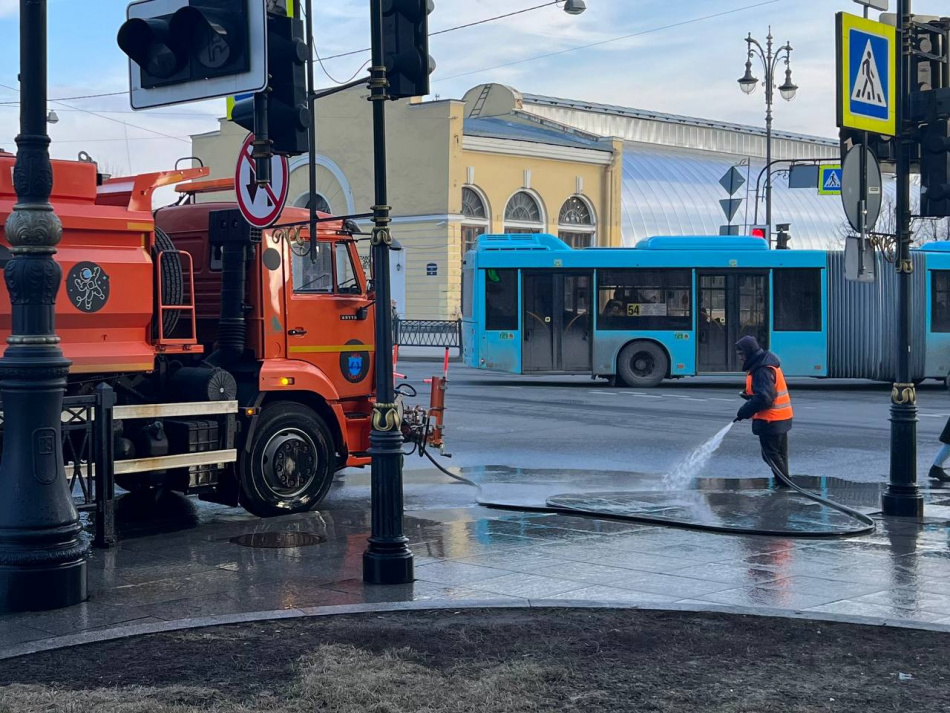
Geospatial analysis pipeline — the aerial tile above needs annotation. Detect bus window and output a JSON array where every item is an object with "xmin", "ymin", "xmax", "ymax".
[
  {"xmin": 597, "ymin": 269, "xmax": 691, "ymax": 330},
  {"xmin": 485, "ymin": 268, "xmax": 518, "ymax": 330},
  {"xmin": 461, "ymin": 263, "xmax": 473, "ymax": 318},
  {"xmin": 774, "ymin": 269, "xmax": 821, "ymax": 331},
  {"xmin": 932, "ymin": 271, "xmax": 950, "ymax": 332}
]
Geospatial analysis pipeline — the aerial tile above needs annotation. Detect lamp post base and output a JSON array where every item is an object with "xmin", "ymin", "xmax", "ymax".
[
  {"xmin": 363, "ymin": 548, "xmax": 414, "ymax": 585},
  {"xmin": 882, "ymin": 488, "xmax": 924, "ymax": 519},
  {"xmin": 0, "ymin": 550, "xmax": 87, "ymax": 612}
]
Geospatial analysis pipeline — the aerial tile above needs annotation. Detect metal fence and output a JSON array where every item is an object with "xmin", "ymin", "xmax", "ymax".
[{"xmin": 394, "ymin": 319, "xmax": 462, "ymax": 348}]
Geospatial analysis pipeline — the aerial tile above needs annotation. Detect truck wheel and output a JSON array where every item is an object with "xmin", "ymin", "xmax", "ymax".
[
  {"xmin": 616, "ymin": 341, "xmax": 668, "ymax": 388},
  {"xmin": 153, "ymin": 227, "xmax": 183, "ymax": 337},
  {"xmin": 239, "ymin": 403, "xmax": 334, "ymax": 518}
]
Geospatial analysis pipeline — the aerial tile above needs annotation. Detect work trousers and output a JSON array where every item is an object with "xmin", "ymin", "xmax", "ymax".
[{"xmin": 758, "ymin": 431, "xmax": 789, "ymax": 481}]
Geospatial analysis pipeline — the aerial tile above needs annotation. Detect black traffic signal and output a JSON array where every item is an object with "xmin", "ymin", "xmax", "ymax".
[
  {"xmin": 921, "ymin": 119, "xmax": 950, "ymax": 217},
  {"xmin": 912, "ymin": 21, "xmax": 949, "ymax": 93},
  {"xmin": 382, "ymin": 0, "xmax": 435, "ymax": 100},
  {"xmin": 117, "ymin": 0, "xmax": 249, "ymax": 89},
  {"xmin": 232, "ymin": 14, "xmax": 310, "ymax": 156}
]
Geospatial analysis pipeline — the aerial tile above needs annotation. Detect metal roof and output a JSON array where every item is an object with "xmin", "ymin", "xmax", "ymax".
[
  {"xmin": 618, "ymin": 142, "xmax": 899, "ymax": 251},
  {"xmin": 522, "ymin": 92, "xmax": 838, "ymax": 148},
  {"xmin": 463, "ymin": 116, "xmax": 611, "ymax": 151}
]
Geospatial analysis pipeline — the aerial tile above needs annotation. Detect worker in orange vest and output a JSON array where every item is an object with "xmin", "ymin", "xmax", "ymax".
[{"xmin": 733, "ymin": 336, "xmax": 793, "ymax": 486}]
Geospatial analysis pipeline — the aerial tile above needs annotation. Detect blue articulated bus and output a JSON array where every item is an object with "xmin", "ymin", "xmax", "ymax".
[{"xmin": 461, "ymin": 234, "xmax": 950, "ymax": 387}]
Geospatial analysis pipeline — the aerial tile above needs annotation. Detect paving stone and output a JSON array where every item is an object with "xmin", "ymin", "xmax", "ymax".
[{"xmin": 466, "ymin": 573, "xmax": 587, "ymax": 598}]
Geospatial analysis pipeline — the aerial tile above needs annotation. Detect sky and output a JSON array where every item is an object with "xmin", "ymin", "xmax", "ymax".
[{"xmin": 0, "ymin": 0, "xmax": 946, "ymax": 189}]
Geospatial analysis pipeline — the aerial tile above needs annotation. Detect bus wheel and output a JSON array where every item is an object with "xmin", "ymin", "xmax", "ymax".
[
  {"xmin": 239, "ymin": 403, "xmax": 334, "ymax": 518},
  {"xmin": 617, "ymin": 341, "xmax": 668, "ymax": 388}
]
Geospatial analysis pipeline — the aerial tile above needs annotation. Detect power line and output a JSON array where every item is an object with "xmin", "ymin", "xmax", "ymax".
[
  {"xmin": 318, "ymin": 1, "xmax": 561, "ymax": 62},
  {"xmin": 435, "ymin": 0, "xmax": 785, "ymax": 83},
  {"xmin": 0, "ymin": 83, "xmax": 193, "ymax": 144}
]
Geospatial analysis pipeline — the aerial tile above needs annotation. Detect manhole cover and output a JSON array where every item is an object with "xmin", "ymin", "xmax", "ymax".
[{"xmin": 230, "ymin": 532, "xmax": 326, "ymax": 548}]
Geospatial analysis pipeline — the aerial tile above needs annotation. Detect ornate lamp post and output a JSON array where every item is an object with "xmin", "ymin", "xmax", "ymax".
[
  {"xmin": 738, "ymin": 28, "xmax": 798, "ymax": 244},
  {"xmin": 0, "ymin": 0, "xmax": 88, "ymax": 612}
]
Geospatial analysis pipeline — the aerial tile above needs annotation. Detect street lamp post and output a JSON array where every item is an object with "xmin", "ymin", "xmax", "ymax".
[
  {"xmin": 362, "ymin": 0, "xmax": 413, "ymax": 585},
  {"xmin": 0, "ymin": 0, "xmax": 88, "ymax": 612},
  {"xmin": 738, "ymin": 28, "xmax": 798, "ymax": 245}
]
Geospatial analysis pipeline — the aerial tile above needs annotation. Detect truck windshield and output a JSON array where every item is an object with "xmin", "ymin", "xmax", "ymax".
[{"xmin": 293, "ymin": 242, "xmax": 333, "ymax": 293}]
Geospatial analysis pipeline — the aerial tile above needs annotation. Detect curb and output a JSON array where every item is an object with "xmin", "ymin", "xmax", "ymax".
[{"xmin": 2, "ymin": 598, "xmax": 950, "ymax": 661}]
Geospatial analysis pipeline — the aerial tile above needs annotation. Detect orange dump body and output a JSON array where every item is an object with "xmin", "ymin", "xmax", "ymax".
[{"xmin": 0, "ymin": 153, "xmax": 208, "ymax": 374}]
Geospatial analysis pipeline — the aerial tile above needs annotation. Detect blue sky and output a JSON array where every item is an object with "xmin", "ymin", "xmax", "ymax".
[{"xmin": 0, "ymin": 0, "xmax": 945, "ymax": 185}]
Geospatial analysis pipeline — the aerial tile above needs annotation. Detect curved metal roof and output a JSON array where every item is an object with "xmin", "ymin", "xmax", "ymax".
[{"xmin": 620, "ymin": 142, "xmax": 900, "ymax": 251}]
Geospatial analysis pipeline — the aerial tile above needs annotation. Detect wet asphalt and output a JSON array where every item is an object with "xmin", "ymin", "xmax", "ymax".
[{"xmin": 400, "ymin": 360, "xmax": 950, "ymax": 485}]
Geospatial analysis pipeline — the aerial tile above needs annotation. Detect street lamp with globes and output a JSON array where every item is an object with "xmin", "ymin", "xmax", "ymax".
[{"xmin": 738, "ymin": 27, "xmax": 798, "ymax": 244}]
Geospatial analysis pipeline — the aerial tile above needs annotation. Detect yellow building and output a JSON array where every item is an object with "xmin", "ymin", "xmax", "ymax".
[{"xmin": 191, "ymin": 83, "xmax": 624, "ymax": 320}]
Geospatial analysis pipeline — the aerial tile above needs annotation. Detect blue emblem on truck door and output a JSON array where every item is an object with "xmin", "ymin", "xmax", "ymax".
[{"xmin": 339, "ymin": 339, "xmax": 370, "ymax": 383}]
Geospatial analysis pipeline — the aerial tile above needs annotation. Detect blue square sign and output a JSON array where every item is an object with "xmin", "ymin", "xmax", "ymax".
[{"xmin": 837, "ymin": 13, "xmax": 897, "ymax": 136}]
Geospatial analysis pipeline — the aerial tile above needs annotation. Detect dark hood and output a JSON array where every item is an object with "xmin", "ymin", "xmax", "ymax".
[{"xmin": 743, "ymin": 348, "xmax": 781, "ymax": 373}]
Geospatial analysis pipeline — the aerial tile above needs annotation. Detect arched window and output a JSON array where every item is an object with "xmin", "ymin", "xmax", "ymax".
[
  {"xmin": 504, "ymin": 191, "xmax": 544, "ymax": 234},
  {"xmin": 461, "ymin": 186, "xmax": 489, "ymax": 256},
  {"xmin": 558, "ymin": 196, "xmax": 596, "ymax": 248},
  {"xmin": 293, "ymin": 192, "xmax": 332, "ymax": 214}
]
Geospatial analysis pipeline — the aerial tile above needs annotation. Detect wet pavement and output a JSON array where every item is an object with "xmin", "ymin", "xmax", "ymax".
[{"xmin": 4, "ymin": 463, "xmax": 950, "ymax": 654}]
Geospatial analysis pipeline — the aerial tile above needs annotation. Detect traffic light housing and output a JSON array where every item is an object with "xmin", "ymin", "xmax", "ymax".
[
  {"xmin": 382, "ymin": 0, "xmax": 435, "ymax": 100},
  {"xmin": 911, "ymin": 21, "xmax": 949, "ymax": 93},
  {"xmin": 921, "ymin": 119, "xmax": 950, "ymax": 217},
  {"xmin": 232, "ymin": 14, "xmax": 311, "ymax": 156},
  {"xmin": 117, "ymin": 0, "xmax": 250, "ymax": 89}
]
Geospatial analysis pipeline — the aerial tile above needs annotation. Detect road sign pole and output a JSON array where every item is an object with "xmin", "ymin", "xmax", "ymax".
[
  {"xmin": 363, "ymin": 0, "xmax": 414, "ymax": 585},
  {"xmin": 858, "ymin": 132, "xmax": 868, "ymax": 275},
  {"xmin": 883, "ymin": 0, "xmax": 924, "ymax": 518}
]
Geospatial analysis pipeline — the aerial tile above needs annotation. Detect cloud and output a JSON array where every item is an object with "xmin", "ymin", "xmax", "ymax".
[{"xmin": 0, "ymin": 1, "xmax": 15, "ymax": 18}]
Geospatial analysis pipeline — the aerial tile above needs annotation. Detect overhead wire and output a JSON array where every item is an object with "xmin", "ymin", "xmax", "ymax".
[{"xmin": 435, "ymin": 0, "xmax": 786, "ymax": 83}]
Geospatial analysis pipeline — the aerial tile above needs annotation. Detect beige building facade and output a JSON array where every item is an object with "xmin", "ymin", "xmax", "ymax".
[{"xmin": 191, "ymin": 83, "xmax": 623, "ymax": 320}]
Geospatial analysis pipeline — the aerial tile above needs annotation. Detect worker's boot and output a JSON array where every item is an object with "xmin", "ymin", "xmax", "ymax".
[{"xmin": 929, "ymin": 464, "xmax": 950, "ymax": 483}]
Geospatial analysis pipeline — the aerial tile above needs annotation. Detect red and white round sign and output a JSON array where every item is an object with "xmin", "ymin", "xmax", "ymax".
[{"xmin": 234, "ymin": 133, "xmax": 290, "ymax": 229}]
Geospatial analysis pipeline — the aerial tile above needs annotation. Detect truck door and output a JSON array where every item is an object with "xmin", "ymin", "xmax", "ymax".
[{"xmin": 283, "ymin": 239, "xmax": 376, "ymax": 398}]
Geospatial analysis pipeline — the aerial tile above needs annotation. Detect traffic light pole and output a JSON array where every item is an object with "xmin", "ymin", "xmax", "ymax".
[
  {"xmin": 0, "ymin": 0, "xmax": 88, "ymax": 612},
  {"xmin": 363, "ymin": 0, "xmax": 414, "ymax": 585},
  {"xmin": 883, "ymin": 0, "xmax": 924, "ymax": 518}
]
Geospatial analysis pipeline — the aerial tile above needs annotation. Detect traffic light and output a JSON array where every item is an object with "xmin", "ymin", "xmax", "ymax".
[
  {"xmin": 382, "ymin": 0, "xmax": 435, "ymax": 100},
  {"xmin": 117, "ymin": 0, "xmax": 250, "ymax": 90},
  {"xmin": 912, "ymin": 21, "xmax": 949, "ymax": 93},
  {"xmin": 921, "ymin": 119, "xmax": 950, "ymax": 217},
  {"xmin": 232, "ymin": 13, "xmax": 310, "ymax": 156}
]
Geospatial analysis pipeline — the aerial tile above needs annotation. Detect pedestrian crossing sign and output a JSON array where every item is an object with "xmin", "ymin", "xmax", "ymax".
[
  {"xmin": 836, "ymin": 12, "xmax": 897, "ymax": 136},
  {"xmin": 818, "ymin": 165, "xmax": 842, "ymax": 195}
]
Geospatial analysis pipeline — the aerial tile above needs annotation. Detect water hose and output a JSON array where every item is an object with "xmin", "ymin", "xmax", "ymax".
[{"xmin": 760, "ymin": 448, "xmax": 876, "ymax": 535}]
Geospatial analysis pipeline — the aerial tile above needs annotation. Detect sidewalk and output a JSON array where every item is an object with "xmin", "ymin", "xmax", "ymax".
[{"xmin": 3, "ymin": 467, "xmax": 950, "ymax": 656}]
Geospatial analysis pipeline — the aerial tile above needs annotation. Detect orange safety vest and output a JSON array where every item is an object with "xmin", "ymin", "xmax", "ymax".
[{"xmin": 745, "ymin": 366, "xmax": 794, "ymax": 422}]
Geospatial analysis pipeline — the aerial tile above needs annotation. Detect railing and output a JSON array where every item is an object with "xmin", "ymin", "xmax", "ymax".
[{"xmin": 394, "ymin": 319, "xmax": 462, "ymax": 348}]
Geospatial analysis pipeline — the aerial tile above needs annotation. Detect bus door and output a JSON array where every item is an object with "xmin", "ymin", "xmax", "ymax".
[
  {"xmin": 698, "ymin": 272, "xmax": 769, "ymax": 372},
  {"xmin": 522, "ymin": 271, "xmax": 592, "ymax": 372}
]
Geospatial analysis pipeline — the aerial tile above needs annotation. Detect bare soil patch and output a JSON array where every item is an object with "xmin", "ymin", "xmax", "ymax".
[{"xmin": 0, "ymin": 608, "xmax": 948, "ymax": 712}]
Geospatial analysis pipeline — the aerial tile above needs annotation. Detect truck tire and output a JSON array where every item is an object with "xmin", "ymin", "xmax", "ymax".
[
  {"xmin": 153, "ymin": 227, "xmax": 183, "ymax": 337},
  {"xmin": 239, "ymin": 403, "xmax": 334, "ymax": 518},
  {"xmin": 616, "ymin": 341, "xmax": 668, "ymax": 388}
]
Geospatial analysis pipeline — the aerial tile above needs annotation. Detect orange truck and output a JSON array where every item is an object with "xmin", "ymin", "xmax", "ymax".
[{"xmin": 0, "ymin": 153, "xmax": 446, "ymax": 517}]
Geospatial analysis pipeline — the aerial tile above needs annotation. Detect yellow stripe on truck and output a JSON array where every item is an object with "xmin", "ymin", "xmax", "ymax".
[{"xmin": 289, "ymin": 345, "xmax": 374, "ymax": 354}]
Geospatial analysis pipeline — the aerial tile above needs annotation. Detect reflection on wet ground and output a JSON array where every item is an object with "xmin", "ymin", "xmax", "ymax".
[
  {"xmin": 6, "ymin": 466, "xmax": 950, "ymax": 654},
  {"xmin": 469, "ymin": 465, "xmax": 950, "ymax": 536}
]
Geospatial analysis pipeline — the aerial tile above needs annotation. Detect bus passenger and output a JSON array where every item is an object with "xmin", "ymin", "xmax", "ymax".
[
  {"xmin": 733, "ymin": 336, "xmax": 793, "ymax": 488},
  {"xmin": 604, "ymin": 300, "xmax": 624, "ymax": 317}
]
